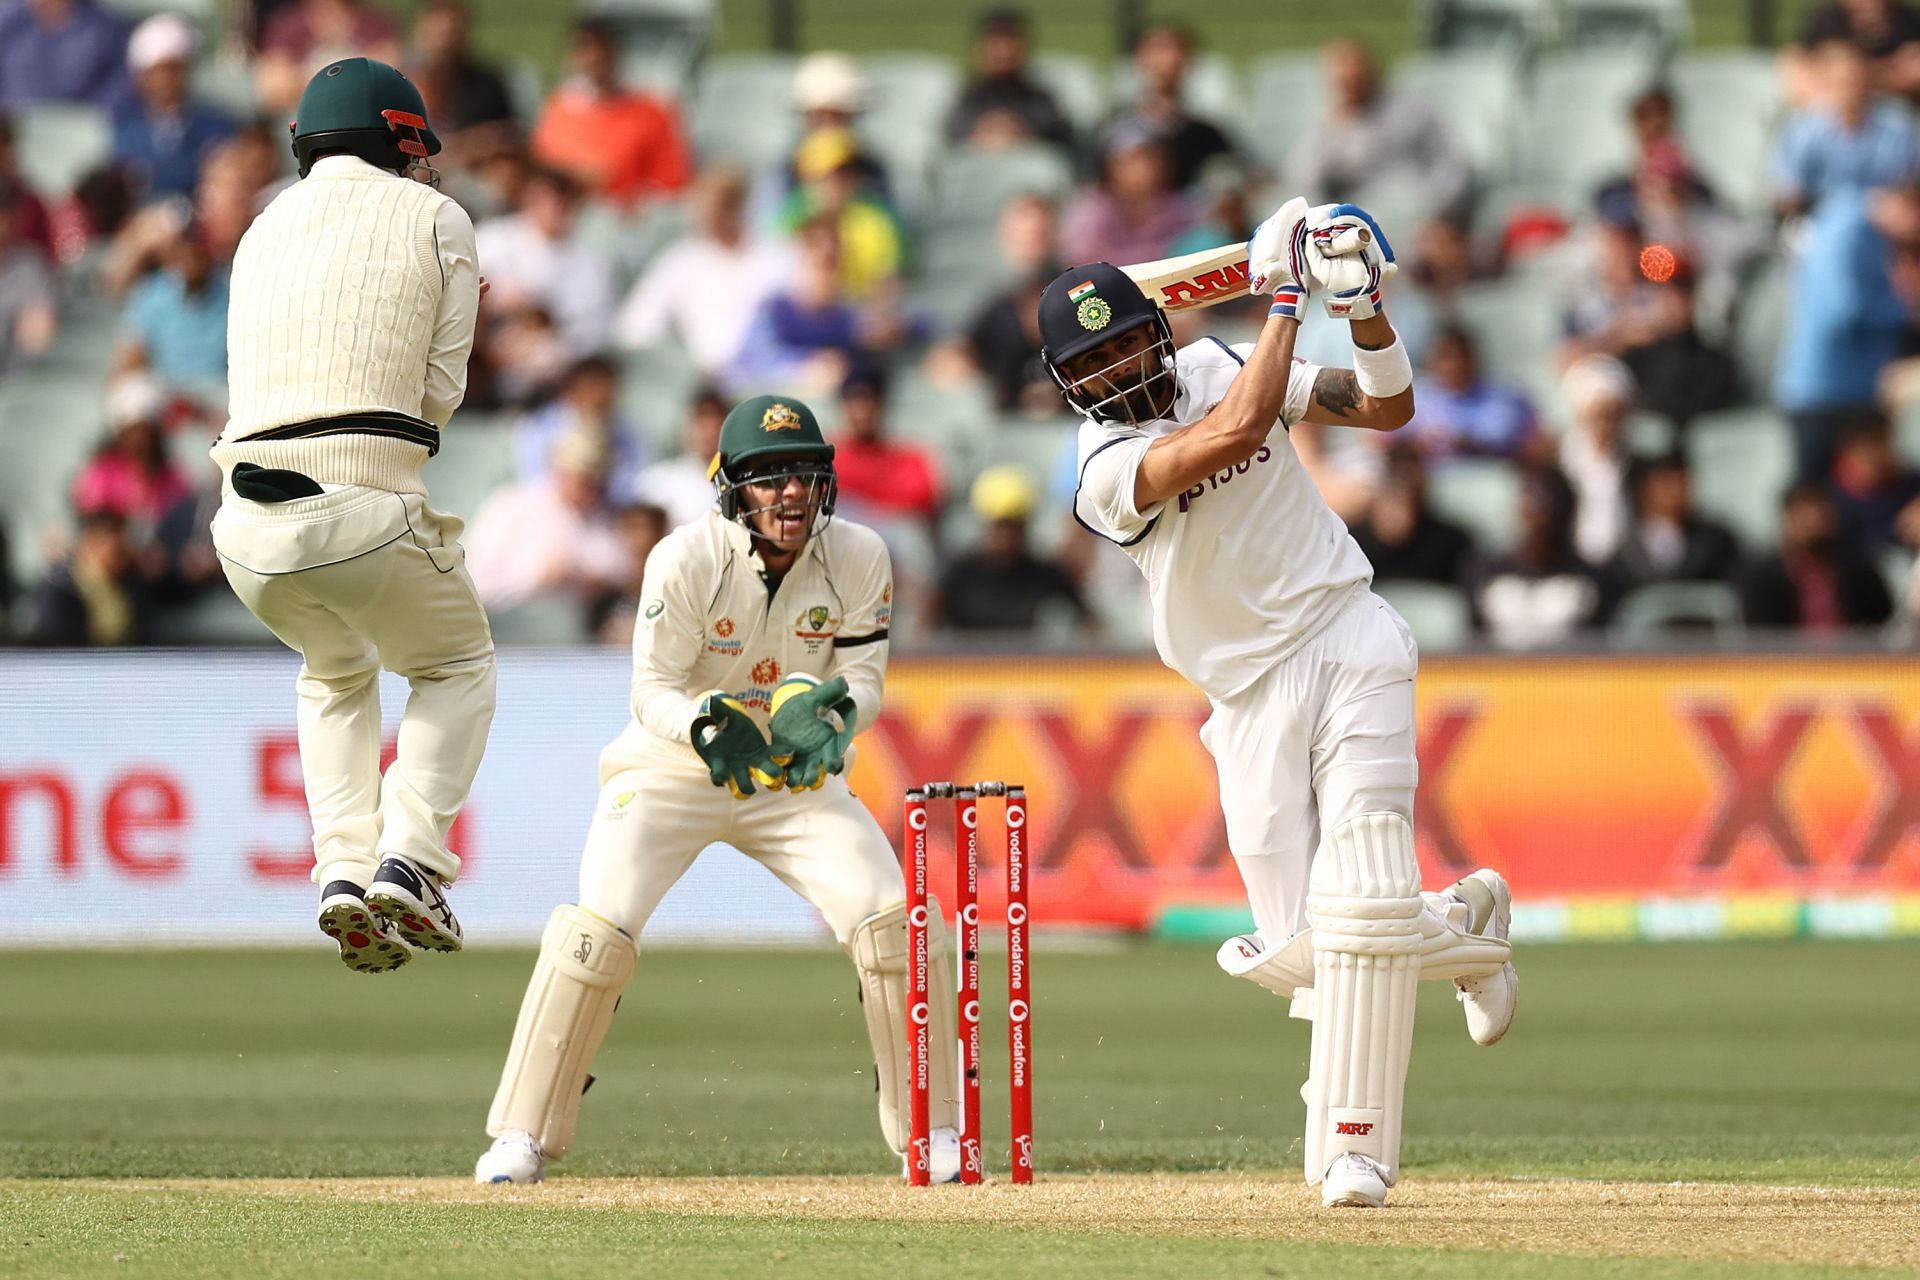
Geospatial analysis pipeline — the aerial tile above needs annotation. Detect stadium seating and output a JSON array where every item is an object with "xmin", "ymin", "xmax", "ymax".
[
  {"xmin": 1512, "ymin": 50, "xmax": 1662, "ymax": 211},
  {"xmin": 1375, "ymin": 579, "xmax": 1475, "ymax": 650},
  {"xmin": 1562, "ymin": 0, "xmax": 1691, "ymax": 52},
  {"xmin": 1732, "ymin": 257, "xmax": 1791, "ymax": 397},
  {"xmin": 917, "ymin": 144, "xmax": 1074, "ymax": 326},
  {"xmin": 487, "ymin": 598, "xmax": 591, "ymax": 644},
  {"xmin": 1896, "ymin": 399, "xmax": 1920, "ymax": 469},
  {"xmin": 1427, "ymin": 458, "xmax": 1523, "ymax": 554},
  {"xmin": 191, "ymin": 52, "xmax": 260, "ymax": 123},
  {"xmin": 100, "ymin": 0, "xmax": 221, "ymax": 37},
  {"xmin": 1388, "ymin": 49, "xmax": 1521, "ymax": 182},
  {"xmin": 1879, "ymin": 545, "xmax": 1916, "ymax": 613},
  {"xmin": 1685, "ymin": 406, "xmax": 1795, "ymax": 551},
  {"xmin": 585, "ymin": 0, "xmax": 716, "ymax": 96},
  {"xmin": 887, "ymin": 366, "xmax": 998, "ymax": 458},
  {"xmin": 856, "ymin": 54, "xmax": 962, "ymax": 215},
  {"xmin": 1671, "ymin": 50, "xmax": 1784, "ymax": 216},
  {"xmin": 0, "ymin": 372, "xmax": 111, "ymax": 583},
  {"xmin": 1415, "ymin": 0, "xmax": 1556, "ymax": 55},
  {"xmin": 1244, "ymin": 53, "xmax": 1325, "ymax": 175},
  {"xmin": 1449, "ymin": 277, "xmax": 1563, "ymax": 403},
  {"xmin": 12, "ymin": 103, "xmax": 114, "ymax": 198},
  {"xmin": 1610, "ymin": 580, "xmax": 1745, "ymax": 645},
  {"xmin": 1033, "ymin": 52, "xmax": 1109, "ymax": 134},
  {"xmin": 615, "ymin": 345, "xmax": 704, "ymax": 453},
  {"xmin": 146, "ymin": 590, "xmax": 271, "ymax": 645},
  {"xmin": 433, "ymin": 414, "xmax": 520, "ymax": 520},
  {"xmin": 687, "ymin": 54, "xmax": 799, "ymax": 172},
  {"xmin": 0, "ymin": 19, "xmax": 1860, "ymax": 652},
  {"xmin": 1108, "ymin": 52, "xmax": 1242, "ymax": 132},
  {"xmin": 35, "ymin": 293, "xmax": 118, "ymax": 379}
]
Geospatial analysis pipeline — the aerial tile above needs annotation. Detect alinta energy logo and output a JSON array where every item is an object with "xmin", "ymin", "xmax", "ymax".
[{"xmin": 706, "ymin": 617, "xmax": 743, "ymax": 656}]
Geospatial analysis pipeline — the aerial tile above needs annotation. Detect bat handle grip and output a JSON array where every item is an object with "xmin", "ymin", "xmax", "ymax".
[{"xmin": 1322, "ymin": 226, "xmax": 1371, "ymax": 256}]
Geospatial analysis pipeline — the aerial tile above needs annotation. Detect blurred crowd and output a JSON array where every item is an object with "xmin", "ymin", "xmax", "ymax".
[{"xmin": 3, "ymin": 0, "xmax": 1920, "ymax": 650}]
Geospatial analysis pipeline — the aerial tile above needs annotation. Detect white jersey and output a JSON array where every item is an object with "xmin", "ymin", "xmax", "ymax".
[
  {"xmin": 1073, "ymin": 337, "xmax": 1372, "ymax": 700},
  {"xmin": 600, "ymin": 510, "xmax": 893, "ymax": 779}
]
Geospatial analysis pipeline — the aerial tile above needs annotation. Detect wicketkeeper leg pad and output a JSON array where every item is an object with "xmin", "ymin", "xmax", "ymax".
[
  {"xmin": 851, "ymin": 901, "xmax": 959, "ymax": 1153},
  {"xmin": 486, "ymin": 904, "xmax": 637, "ymax": 1160},
  {"xmin": 1304, "ymin": 813, "xmax": 1422, "ymax": 1187}
]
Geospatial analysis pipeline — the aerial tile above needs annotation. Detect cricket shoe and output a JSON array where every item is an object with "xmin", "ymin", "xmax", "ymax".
[
  {"xmin": 1320, "ymin": 1153, "xmax": 1388, "ymax": 1208},
  {"xmin": 317, "ymin": 881, "xmax": 410, "ymax": 974},
  {"xmin": 365, "ymin": 856, "xmax": 463, "ymax": 953},
  {"xmin": 475, "ymin": 1130, "xmax": 545, "ymax": 1185},
  {"xmin": 901, "ymin": 1127, "xmax": 964, "ymax": 1183},
  {"xmin": 1447, "ymin": 868, "xmax": 1517, "ymax": 1046}
]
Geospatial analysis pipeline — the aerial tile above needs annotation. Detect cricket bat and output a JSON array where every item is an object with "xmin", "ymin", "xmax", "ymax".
[{"xmin": 1122, "ymin": 226, "xmax": 1370, "ymax": 314}]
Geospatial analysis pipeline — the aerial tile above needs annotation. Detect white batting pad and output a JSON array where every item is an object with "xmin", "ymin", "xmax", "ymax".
[
  {"xmin": 1304, "ymin": 812, "xmax": 1422, "ymax": 1186},
  {"xmin": 1217, "ymin": 930, "xmax": 1314, "ymax": 999},
  {"xmin": 851, "ymin": 901, "xmax": 959, "ymax": 1153},
  {"xmin": 486, "ymin": 904, "xmax": 636, "ymax": 1159}
]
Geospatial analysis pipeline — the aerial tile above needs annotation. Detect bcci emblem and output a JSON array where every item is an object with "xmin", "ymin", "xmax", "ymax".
[
  {"xmin": 762, "ymin": 402, "xmax": 803, "ymax": 432},
  {"xmin": 1075, "ymin": 295, "xmax": 1112, "ymax": 331}
]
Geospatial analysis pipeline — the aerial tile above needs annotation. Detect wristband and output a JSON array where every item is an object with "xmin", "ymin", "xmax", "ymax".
[
  {"xmin": 1352, "ymin": 335, "xmax": 1413, "ymax": 397},
  {"xmin": 1269, "ymin": 285, "xmax": 1306, "ymax": 322}
]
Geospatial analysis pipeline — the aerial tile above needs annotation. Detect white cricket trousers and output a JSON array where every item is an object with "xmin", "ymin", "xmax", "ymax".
[
  {"xmin": 577, "ymin": 757, "xmax": 904, "ymax": 946},
  {"xmin": 213, "ymin": 485, "xmax": 496, "ymax": 889},
  {"xmin": 1200, "ymin": 589, "xmax": 1420, "ymax": 940}
]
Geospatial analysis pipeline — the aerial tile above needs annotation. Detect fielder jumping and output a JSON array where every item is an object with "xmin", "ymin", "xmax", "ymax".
[
  {"xmin": 474, "ymin": 395, "xmax": 964, "ymax": 1185},
  {"xmin": 1046, "ymin": 200, "xmax": 1518, "ymax": 1208},
  {"xmin": 210, "ymin": 59, "xmax": 491, "ymax": 973}
]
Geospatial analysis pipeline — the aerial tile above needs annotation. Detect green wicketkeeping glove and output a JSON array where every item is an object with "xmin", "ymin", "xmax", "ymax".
[
  {"xmin": 767, "ymin": 674, "xmax": 858, "ymax": 792},
  {"xmin": 691, "ymin": 692, "xmax": 783, "ymax": 799}
]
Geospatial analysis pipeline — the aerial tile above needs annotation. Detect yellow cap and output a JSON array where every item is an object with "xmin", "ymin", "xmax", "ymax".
[
  {"xmin": 794, "ymin": 126, "xmax": 859, "ymax": 181},
  {"xmin": 970, "ymin": 464, "xmax": 1038, "ymax": 522}
]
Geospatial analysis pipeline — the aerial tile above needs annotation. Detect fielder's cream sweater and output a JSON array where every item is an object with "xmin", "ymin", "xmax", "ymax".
[{"xmin": 212, "ymin": 156, "xmax": 480, "ymax": 495}]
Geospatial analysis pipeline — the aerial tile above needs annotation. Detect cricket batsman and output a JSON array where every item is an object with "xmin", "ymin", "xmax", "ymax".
[
  {"xmin": 1046, "ymin": 200, "xmax": 1518, "ymax": 1207},
  {"xmin": 209, "ymin": 59, "xmax": 491, "ymax": 974},
  {"xmin": 474, "ymin": 394, "xmax": 964, "ymax": 1185}
]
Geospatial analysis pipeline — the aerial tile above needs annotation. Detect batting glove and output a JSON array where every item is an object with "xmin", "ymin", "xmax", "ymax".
[
  {"xmin": 1246, "ymin": 195, "xmax": 1313, "ymax": 321},
  {"xmin": 1305, "ymin": 203, "xmax": 1398, "ymax": 320}
]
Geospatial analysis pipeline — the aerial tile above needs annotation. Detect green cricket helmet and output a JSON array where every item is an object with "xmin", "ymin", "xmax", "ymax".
[
  {"xmin": 709, "ymin": 394, "xmax": 838, "ymax": 537},
  {"xmin": 290, "ymin": 57, "xmax": 442, "ymax": 181}
]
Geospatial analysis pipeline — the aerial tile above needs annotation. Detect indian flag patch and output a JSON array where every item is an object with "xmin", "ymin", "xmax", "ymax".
[{"xmin": 1068, "ymin": 280, "xmax": 1096, "ymax": 302}]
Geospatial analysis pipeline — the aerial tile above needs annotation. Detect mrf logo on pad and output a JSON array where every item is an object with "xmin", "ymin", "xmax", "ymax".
[{"xmin": 1335, "ymin": 1121, "xmax": 1375, "ymax": 1136}]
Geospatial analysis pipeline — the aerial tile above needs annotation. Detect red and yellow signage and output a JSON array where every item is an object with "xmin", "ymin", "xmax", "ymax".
[{"xmin": 846, "ymin": 656, "xmax": 1920, "ymax": 930}]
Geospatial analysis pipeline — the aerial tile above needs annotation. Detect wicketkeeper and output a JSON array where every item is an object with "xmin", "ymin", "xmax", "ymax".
[
  {"xmin": 475, "ymin": 395, "xmax": 964, "ymax": 1185},
  {"xmin": 209, "ymin": 58, "xmax": 490, "ymax": 973}
]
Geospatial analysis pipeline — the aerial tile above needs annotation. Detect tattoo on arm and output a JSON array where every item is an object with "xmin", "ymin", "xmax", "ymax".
[{"xmin": 1313, "ymin": 368, "xmax": 1364, "ymax": 419}]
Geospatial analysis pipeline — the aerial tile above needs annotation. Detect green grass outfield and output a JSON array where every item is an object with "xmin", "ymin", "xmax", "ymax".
[{"xmin": 3, "ymin": 941, "xmax": 1918, "ymax": 1278}]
